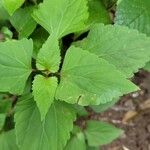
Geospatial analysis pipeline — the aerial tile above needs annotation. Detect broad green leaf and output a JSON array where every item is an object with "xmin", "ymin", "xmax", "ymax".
[
  {"xmin": 0, "ymin": 39, "xmax": 33, "ymax": 94},
  {"xmin": 15, "ymin": 95, "xmax": 76, "ymax": 150},
  {"xmin": 115, "ymin": 0, "xmax": 150, "ymax": 71},
  {"xmin": 117, "ymin": 0, "xmax": 122, "ymax": 4},
  {"xmin": 10, "ymin": 7, "xmax": 37, "ymax": 39},
  {"xmin": 144, "ymin": 62, "xmax": 150, "ymax": 71},
  {"xmin": 0, "ymin": 0, "xmax": 9, "ymax": 26},
  {"xmin": 32, "ymin": 0, "xmax": 89, "ymax": 38},
  {"xmin": 73, "ymin": 105, "xmax": 88, "ymax": 116},
  {"xmin": 87, "ymin": 147, "xmax": 99, "ymax": 150},
  {"xmin": 0, "ymin": 130, "xmax": 19, "ymax": 150},
  {"xmin": 87, "ymin": 0, "xmax": 111, "ymax": 27},
  {"xmin": 85, "ymin": 120, "xmax": 123, "ymax": 146},
  {"xmin": 31, "ymin": 27, "xmax": 49, "ymax": 58},
  {"xmin": 77, "ymin": 24, "xmax": 150, "ymax": 77},
  {"xmin": 36, "ymin": 36, "xmax": 61, "ymax": 72},
  {"xmin": 23, "ymin": 76, "xmax": 32, "ymax": 94},
  {"xmin": 115, "ymin": 0, "xmax": 150, "ymax": 36},
  {"xmin": 0, "ymin": 114, "xmax": 5, "ymax": 129},
  {"xmin": 2, "ymin": 0, "xmax": 25, "ymax": 15},
  {"xmin": 0, "ymin": 93, "xmax": 9, "ymax": 100},
  {"xmin": 91, "ymin": 98, "xmax": 119, "ymax": 113},
  {"xmin": 74, "ymin": 0, "xmax": 111, "ymax": 39},
  {"xmin": 71, "ymin": 126, "xmax": 81, "ymax": 135},
  {"xmin": 56, "ymin": 46, "xmax": 138, "ymax": 106},
  {"xmin": 0, "ymin": 98, "xmax": 11, "ymax": 113},
  {"xmin": 65, "ymin": 132, "xmax": 86, "ymax": 150},
  {"xmin": 32, "ymin": 75, "xmax": 58, "ymax": 120}
]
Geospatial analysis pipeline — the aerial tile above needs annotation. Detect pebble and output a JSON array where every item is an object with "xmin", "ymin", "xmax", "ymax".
[
  {"xmin": 132, "ymin": 92, "xmax": 139, "ymax": 98},
  {"xmin": 124, "ymin": 100, "xmax": 135, "ymax": 110}
]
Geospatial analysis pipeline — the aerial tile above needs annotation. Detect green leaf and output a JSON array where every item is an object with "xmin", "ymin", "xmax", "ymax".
[
  {"xmin": 115, "ymin": 0, "xmax": 150, "ymax": 36},
  {"xmin": 1, "ymin": 26, "xmax": 13, "ymax": 39},
  {"xmin": 0, "ymin": 96, "xmax": 11, "ymax": 114},
  {"xmin": 73, "ymin": 105, "xmax": 88, "ymax": 117},
  {"xmin": 10, "ymin": 7, "xmax": 37, "ymax": 39},
  {"xmin": 0, "ymin": 114, "xmax": 5, "ymax": 129},
  {"xmin": 0, "ymin": 0, "xmax": 9, "ymax": 25},
  {"xmin": 0, "ymin": 130, "xmax": 19, "ymax": 150},
  {"xmin": 84, "ymin": 120, "xmax": 123, "ymax": 146},
  {"xmin": 23, "ymin": 76, "xmax": 32, "ymax": 94},
  {"xmin": 87, "ymin": 147, "xmax": 99, "ymax": 150},
  {"xmin": 2, "ymin": 0, "xmax": 25, "ymax": 15},
  {"xmin": 71, "ymin": 126, "xmax": 81, "ymax": 135},
  {"xmin": 30, "ymin": 27, "xmax": 49, "ymax": 58},
  {"xmin": 144, "ymin": 62, "xmax": 150, "ymax": 71},
  {"xmin": 74, "ymin": 0, "xmax": 111, "ymax": 39},
  {"xmin": 102, "ymin": 0, "xmax": 117, "ymax": 8},
  {"xmin": 15, "ymin": 95, "xmax": 76, "ymax": 150},
  {"xmin": 91, "ymin": 98, "xmax": 119, "ymax": 113},
  {"xmin": 76, "ymin": 24, "xmax": 150, "ymax": 77},
  {"xmin": 32, "ymin": 75, "xmax": 58, "ymax": 120},
  {"xmin": 36, "ymin": 35, "xmax": 61, "ymax": 72},
  {"xmin": 32, "ymin": 0, "xmax": 89, "ymax": 38},
  {"xmin": 116, "ymin": 0, "xmax": 149, "ymax": 75},
  {"xmin": 87, "ymin": 0, "xmax": 111, "ymax": 27},
  {"xmin": 65, "ymin": 132, "xmax": 86, "ymax": 150},
  {"xmin": 56, "ymin": 46, "xmax": 138, "ymax": 106},
  {"xmin": 0, "ymin": 39, "xmax": 33, "ymax": 94}
]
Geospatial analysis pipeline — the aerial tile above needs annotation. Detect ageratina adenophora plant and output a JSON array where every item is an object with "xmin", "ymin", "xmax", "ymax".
[{"xmin": 0, "ymin": 0, "xmax": 150, "ymax": 150}]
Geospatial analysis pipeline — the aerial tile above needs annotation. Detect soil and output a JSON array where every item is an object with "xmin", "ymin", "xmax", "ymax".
[{"xmin": 93, "ymin": 70, "xmax": 150, "ymax": 150}]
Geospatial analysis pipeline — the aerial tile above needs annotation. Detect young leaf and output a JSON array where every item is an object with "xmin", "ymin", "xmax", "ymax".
[
  {"xmin": 32, "ymin": 0, "xmax": 89, "ymax": 38},
  {"xmin": 76, "ymin": 24, "xmax": 150, "ymax": 77},
  {"xmin": 115, "ymin": 0, "xmax": 150, "ymax": 36},
  {"xmin": 32, "ymin": 75, "xmax": 58, "ymax": 120},
  {"xmin": 65, "ymin": 132, "xmax": 86, "ymax": 150},
  {"xmin": 36, "ymin": 35, "xmax": 61, "ymax": 72},
  {"xmin": 56, "ymin": 46, "xmax": 138, "ymax": 106},
  {"xmin": 84, "ymin": 120, "xmax": 123, "ymax": 146},
  {"xmin": 0, "ymin": 39, "xmax": 33, "ymax": 94},
  {"xmin": 15, "ymin": 95, "xmax": 76, "ymax": 150},
  {"xmin": 10, "ymin": 7, "xmax": 37, "ymax": 39},
  {"xmin": 0, "ymin": 130, "xmax": 19, "ymax": 150},
  {"xmin": 2, "ymin": 0, "xmax": 25, "ymax": 15}
]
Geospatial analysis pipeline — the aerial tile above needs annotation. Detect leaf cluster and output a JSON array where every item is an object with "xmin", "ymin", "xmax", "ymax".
[{"xmin": 0, "ymin": 0, "xmax": 150, "ymax": 149}]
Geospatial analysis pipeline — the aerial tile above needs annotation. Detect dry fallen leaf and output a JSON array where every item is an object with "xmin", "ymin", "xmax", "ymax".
[
  {"xmin": 140, "ymin": 99, "xmax": 150, "ymax": 110},
  {"xmin": 122, "ymin": 111, "xmax": 138, "ymax": 123},
  {"xmin": 123, "ymin": 146, "xmax": 130, "ymax": 150}
]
